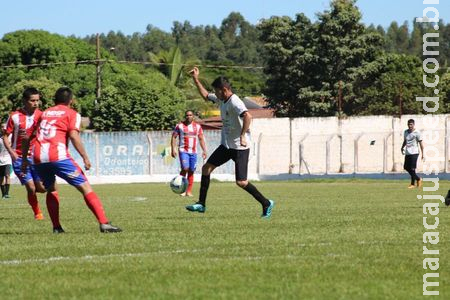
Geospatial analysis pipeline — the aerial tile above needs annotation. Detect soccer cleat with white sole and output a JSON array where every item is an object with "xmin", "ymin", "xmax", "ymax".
[
  {"xmin": 186, "ymin": 203, "xmax": 206, "ymax": 213},
  {"xmin": 100, "ymin": 222, "xmax": 122, "ymax": 233},
  {"xmin": 261, "ymin": 200, "xmax": 275, "ymax": 219}
]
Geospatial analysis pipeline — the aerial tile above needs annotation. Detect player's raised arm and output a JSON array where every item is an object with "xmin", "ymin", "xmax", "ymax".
[{"xmin": 189, "ymin": 67, "xmax": 209, "ymax": 101}]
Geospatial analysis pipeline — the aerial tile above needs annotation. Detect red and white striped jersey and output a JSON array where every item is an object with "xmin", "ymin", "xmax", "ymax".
[
  {"xmin": 172, "ymin": 121, "xmax": 203, "ymax": 154},
  {"xmin": 32, "ymin": 104, "xmax": 81, "ymax": 164},
  {"xmin": 5, "ymin": 108, "xmax": 42, "ymax": 156}
]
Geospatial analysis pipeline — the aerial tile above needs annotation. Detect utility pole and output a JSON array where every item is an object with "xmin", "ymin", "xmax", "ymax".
[
  {"xmin": 338, "ymin": 80, "xmax": 343, "ymax": 118},
  {"xmin": 95, "ymin": 33, "xmax": 101, "ymax": 106}
]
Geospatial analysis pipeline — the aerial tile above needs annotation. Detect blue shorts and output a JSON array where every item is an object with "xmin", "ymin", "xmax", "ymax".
[
  {"xmin": 34, "ymin": 158, "xmax": 88, "ymax": 189},
  {"xmin": 12, "ymin": 157, "xmax": 42, "ymax": 185},
  {"xmin": 179, "ymin": 152, "xmax": 197, "ymax": 171}
]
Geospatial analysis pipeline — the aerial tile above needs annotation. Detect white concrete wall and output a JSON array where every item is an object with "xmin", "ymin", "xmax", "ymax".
[
  {"xmin": 251, "ymin": 114, "xmax": 450, "ymax": 176},
  {"xmin": 11, "ymin": 115, "xmax": 446, "ymax": 185}
]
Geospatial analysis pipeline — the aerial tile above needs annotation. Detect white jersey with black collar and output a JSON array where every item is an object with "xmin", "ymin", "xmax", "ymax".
[{"xmin": 207, "ymin": 93, "xmax": 250, "ymax": 150}]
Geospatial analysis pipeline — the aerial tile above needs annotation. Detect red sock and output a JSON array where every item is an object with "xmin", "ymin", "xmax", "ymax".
[
  {"xmin": 46, "ymin": 191, "xmax": 61, "ymax": 228},
  {"xmin": 27, "ymin": 194, "xmax": 41, "ymax": 215},
  {"xmin": 84, "ymin": 192, "xmax": 108, "ymax": 224},
  {"xmin": 187, "ymin": 171, "xmax": 194, "ymax": 194}
]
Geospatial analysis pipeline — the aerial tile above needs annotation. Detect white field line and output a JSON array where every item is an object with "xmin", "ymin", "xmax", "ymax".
[
  {"xmin": 0, "ymin": 248, "xmax": 206, "ymax": 266},
  {"xmin": 0, "ymin": 240, "xmax": 405, "ymax": 266}
]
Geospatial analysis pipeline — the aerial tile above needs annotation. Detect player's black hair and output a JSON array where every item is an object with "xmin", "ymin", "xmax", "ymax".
[
  {"xmin": 407, "ymin": 119, "xmax": 415, "ymax": 124},
  {"xmin": 54, "ymin": 87, "xmax": 73, "ymax": 104},
  {"xmin": 22, "ymin": 87, "xmax": 40, "ymax": 101},
  {"xmin": 185, "ymin": 110, "xmax": 194, "ymax": 115},
  {"xmin": 211, "ymin": 76, "xmax": 231, "ymax": 89}
]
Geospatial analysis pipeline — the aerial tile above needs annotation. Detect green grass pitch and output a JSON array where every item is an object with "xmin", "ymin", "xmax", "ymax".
[{"xmin": 0, "ymin": 179, "xmax": 448, "ymax": 299}]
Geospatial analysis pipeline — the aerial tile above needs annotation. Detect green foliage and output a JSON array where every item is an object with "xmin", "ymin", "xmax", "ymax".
[
  {"xmin": 258, "ymin": 0, "xmax": 449, "ymax": 117},
  {"xmin": 149, "ymin": 46, "xmax": 188, "ymax": 86},
  {"xmin": 0, "ymin": 30, "xmax": 187, "ymax": 130},
  {"xmin": 91, "ymin": 65, "xmax": 185, "ymax": 131},
  {"xmin": 353, "ymin": 54, "xmax": 437, "ymax": 115},
  {"xmin": 0, "ymin": 30, "xmax": 99, "ymax": 116},
  {"xmin": 259, "ymin": 0, "xmax": 384, "ymax": 117},
  {"xmin": 0, "ymin": 7, "xmax": 449, "ymax": 125}
]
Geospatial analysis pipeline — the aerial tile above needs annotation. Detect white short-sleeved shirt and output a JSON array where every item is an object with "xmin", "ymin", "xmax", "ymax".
[
  {"xmin": 403, "ymin": 129, "xmax": 422, "ymax": 155},
  {"xmin": 0, "ymin": 138, "xmax": 12, "ymax": 166},
  {"xmin": 207, "ymin": 93, "xmax": 250, "ymax": 150}
]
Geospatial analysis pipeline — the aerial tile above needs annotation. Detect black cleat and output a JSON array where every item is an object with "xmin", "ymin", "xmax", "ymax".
[
  {"xmin": 445, "ymin": 190, "xmax": 450, "ymax": 207},
  {"xmin": 100, "ymin": 222, "xmax": 122, "ymax": 233},
  {"xmin": 53, "ymin": 226, "xmax": 65, "ymax": 234}
]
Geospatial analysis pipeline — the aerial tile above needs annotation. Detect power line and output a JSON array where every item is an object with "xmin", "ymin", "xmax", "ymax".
[{"xmin": 0, "ymin": 59, "xmax": 264, "ymax": 70}]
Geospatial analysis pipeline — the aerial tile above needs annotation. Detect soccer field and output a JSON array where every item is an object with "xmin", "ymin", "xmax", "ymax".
[{"xmin": 0, "ymin": 179, "xmax": 448, "ymax": 299}]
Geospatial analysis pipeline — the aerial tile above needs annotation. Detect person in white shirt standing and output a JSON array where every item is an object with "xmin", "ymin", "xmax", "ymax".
[
  {"xmin": 0, "ymin": 124, "xmax": 12, "ymax": 199},
  {"xmin": 186, "ymin": 67, "xmax": 274, "ymax": 218},
  {"xmin": 401, "ymin": 119, "xmax": 424, "ymax": 189}
]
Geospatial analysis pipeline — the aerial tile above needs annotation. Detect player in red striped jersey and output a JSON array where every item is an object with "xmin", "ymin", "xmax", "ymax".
[
  {"xmin": 21, "ymin": 87, "xmax": 121, "ymax": 233},
  {"xmin": 171, "ymin": 110, "xmax": 207, "ymax": 197},
  {"xmin": 2, "ymin": 87, "xmax": 46, "ymax": 220}
]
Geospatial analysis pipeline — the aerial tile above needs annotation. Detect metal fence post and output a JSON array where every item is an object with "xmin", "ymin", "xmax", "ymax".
[
  {"xmin": 326, "ymin": 134, "xmax": 338, "ymax": 175},
  {"xmin": 257, "ymin": 133, "xmax": 263, "ymax": 175},
  {"xmin": 383, "ymin": 132, "xmax": 393, "ymax": 174},
  {"xmin": 146, "ymin": 133, "xmax": 153, "ymax": 175},
  {"xmin": 299, "ymin": 134, "xmax": 310, "ymax": 175},
  {"xmin": 354, "ymin": 133, "xmax": 364, "ymax": 174}
]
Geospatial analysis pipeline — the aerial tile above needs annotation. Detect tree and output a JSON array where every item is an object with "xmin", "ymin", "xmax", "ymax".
[
  {"xmin": 149, "ymin": 46, "xmax": 184, "ymax": 86},
  {"xmin": 259, "ymin": 0, "xmax": 384, "ymax": 117},
  {"xmin": 91, "ymin": 64, "xmax": 185, "ymax": 131},
  {"xmin": 353, "ymin": 54, "xmax": 438, "ymax": 115},
  {"xmin": 219, "ymin": 12, "xmax": 262, "ymax": 65},
  {"xmin": 0, "ymin": 30, "xmax": 189, "ymax": 130}
]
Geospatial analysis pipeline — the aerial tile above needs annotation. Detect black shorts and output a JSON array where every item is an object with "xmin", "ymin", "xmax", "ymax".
[
  {"xmin": 404, "ymin": 154, "xmax": 419, "ymax": 171},
  {"xmin": 207, "ymin": 144, "xmax": 249, "ymax": 181},
  {"xmin": 0, "ymin": 164, "xmax": 11, "ymax": 177}
]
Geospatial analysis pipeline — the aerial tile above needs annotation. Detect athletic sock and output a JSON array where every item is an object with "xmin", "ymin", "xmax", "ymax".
[
  {"xmin": 84, "ymin": 192, "xmax": 109, "ymax": 224},
  {"xmin": 243, "ymin": 182, "xmax": 270, "ymax": 207},
  {"xmin": 198, "ymin": 175, "xmax": 210, "ymax": 206},
  {"xmin": 187, "ymin": 171, "xmax": 194, "ymax": 194},
  {"xmin": 27, "ymin": 194, "xmax": 41, "ymax": 215},
  {"xmin": 5, "ymin": 184, "xmax": 9, "ymax": 196},
  {"xmin": 406, "ymin": 169, "xmax": 415, "ymax": 185},
  {"xmin": 410, "ymin": 169, "xmax": 420, "ymax": 184},
  {"xmin": 0, "ymin": 185, "xmax": 5, "ymax": 197},
  {"xmin": 46, "ymin": 191, "xmax": 61, "ymax": 228}
]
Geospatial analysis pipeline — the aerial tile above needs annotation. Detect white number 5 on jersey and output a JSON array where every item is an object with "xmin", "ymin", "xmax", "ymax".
[{"xmin": 38, "ymin": 120, "xmax": 57, "ymax": 141}]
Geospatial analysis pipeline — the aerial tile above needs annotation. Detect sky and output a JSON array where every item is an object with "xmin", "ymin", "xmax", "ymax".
[{"xmin": 0, "ymin": 0, "xmax": 448, "ymax": 38}]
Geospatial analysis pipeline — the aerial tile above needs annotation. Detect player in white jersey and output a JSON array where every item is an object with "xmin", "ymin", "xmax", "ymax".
[
  {"xmin": 171, "ymin": 110, "xmax": 207, "ymax": 196},
  {"xmin": 0, "ymin": 124, "xmax": 12, "ymax": 199},
  {"xmin": 186, "ymin": 67, "xmax": 274, "ymax": 218},
  {"xmin": 401, "ymin": 119, "xmax": 424, "ymax": 189}
]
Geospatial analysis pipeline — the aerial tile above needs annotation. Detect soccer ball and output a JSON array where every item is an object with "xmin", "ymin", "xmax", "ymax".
[{"xmin": 170, "ymin": 175, "xmax": 188, "ymax": 194}]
